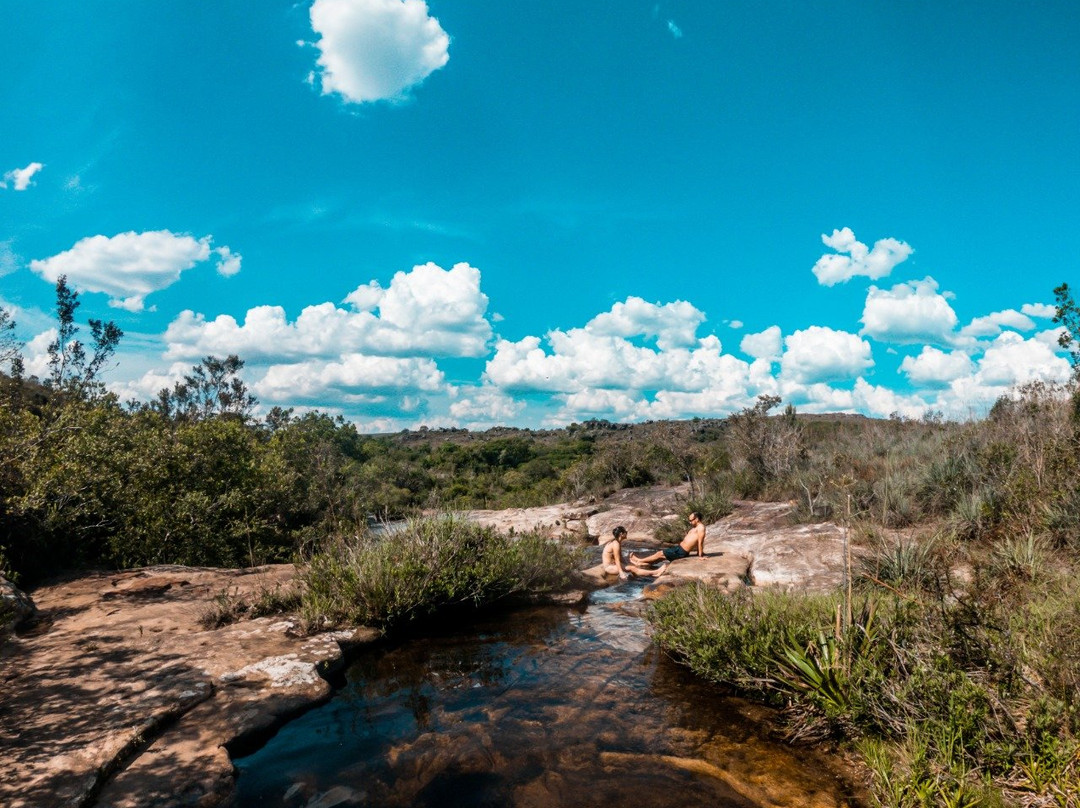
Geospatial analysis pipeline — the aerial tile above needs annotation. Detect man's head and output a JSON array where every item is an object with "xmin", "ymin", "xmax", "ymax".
[
  {"xmin": 688, "ymin": 512, "xmax": 702, "ymax": 525},
  {"xmin": 613, "ymin": 525, "xmax": 628, "ymax": 539}
]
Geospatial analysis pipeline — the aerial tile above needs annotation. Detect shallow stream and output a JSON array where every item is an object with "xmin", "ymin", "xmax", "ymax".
[{"xmin": 233, "ymin": 581, "xmax": 859, "ymax": 807}]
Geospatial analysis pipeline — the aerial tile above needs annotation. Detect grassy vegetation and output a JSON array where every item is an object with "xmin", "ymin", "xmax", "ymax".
[
  {"xmin": 197, "ymin": 583, "xmax": 303, "ymax": 629},
  {"xmin": 297, "ymin": 515, "xmax": 582, "ymax": 631},
  {"xmin": 648, "ymin": 383, "xmax": 1080, "ymax": 806}
]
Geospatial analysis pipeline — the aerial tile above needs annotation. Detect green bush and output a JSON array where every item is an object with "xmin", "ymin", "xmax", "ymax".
[
  {"xmin": 647, "ymin": 564, "xmax": 1080, "ymax": 805},
  {"xmin": 858, "ymin": 532, "xmax": 944, "ymax": 594},
  {"xmin": 649, "ymin": 584, "xmax": 839, "ymax": 698},
  {"xmin": 299, "ymin": 516, "xmax": 582, "ymax": 630}
]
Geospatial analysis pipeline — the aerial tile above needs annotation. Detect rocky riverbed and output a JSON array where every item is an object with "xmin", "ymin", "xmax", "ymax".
[{"xmin": 0, "ymin": 491, "xmax": 853, "ymax": 807}]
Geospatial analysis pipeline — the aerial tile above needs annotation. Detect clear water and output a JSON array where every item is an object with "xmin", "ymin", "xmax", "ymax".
[{"xmin": 233, "ymin": 581, "xmax": 858, "ymax": 807}]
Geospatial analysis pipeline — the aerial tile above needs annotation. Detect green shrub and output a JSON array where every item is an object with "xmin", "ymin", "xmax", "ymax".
[
  {"xmin": 988, "ymin": 532, "xmax": 1051, "ymax": 583},
  {"xmin": 649, "ymin": 584, "xmax": 839, "ymax": 699},
  {"xmin": 299, "ymin": 516, "xmax": 581, "ymax": 630},
  {"xmin": 646, "ymin": 566, "xmax": 1080, "ymax": 805},
  {"xmin": 858, "ymin": 532, "xmax": 943, "ymax": 594}
]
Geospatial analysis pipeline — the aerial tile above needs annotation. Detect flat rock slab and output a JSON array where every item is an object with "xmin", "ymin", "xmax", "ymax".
[
  {"xmin": 0, "ymin": 565, "xmax": 376, "ymax": 808},
  {"xmin": 465, "ymin": 484, "xmax": 690, "ymax": 544},
  {"xmin": 583, "ymin": 498, "xmax": 849, "ymax": 598}
]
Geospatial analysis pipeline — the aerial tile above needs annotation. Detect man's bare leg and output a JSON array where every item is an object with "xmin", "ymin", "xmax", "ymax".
[
  {"xmin": 625, "ymin": 562, "xmax": 669, "ymax": 579},
  {"xmin": 630, "ymin": 550, "xmax": 666, "ymax": 565}
]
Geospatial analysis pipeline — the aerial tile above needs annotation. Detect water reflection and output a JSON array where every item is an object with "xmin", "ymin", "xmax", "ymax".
[{"xmin": 234, "ymin": 586, "xmax": 858, "ymax": 808}]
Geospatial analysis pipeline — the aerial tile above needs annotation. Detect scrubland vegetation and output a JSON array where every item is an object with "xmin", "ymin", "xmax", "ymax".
[
  {"xmin": 3, "ymin": 279, "xmax": 1080, "ymax": 805},
  {"xmin": 646, "ymin": 285, "xmax": 1080, "ymax": 807}
]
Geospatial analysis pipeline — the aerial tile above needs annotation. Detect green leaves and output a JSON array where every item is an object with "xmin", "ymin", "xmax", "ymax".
[{"xmin": 298, "ymin": 517, "xmax": 582, "ymax": 630}]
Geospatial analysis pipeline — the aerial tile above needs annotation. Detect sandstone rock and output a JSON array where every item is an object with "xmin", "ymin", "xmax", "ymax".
[
  {"xmin": 0, "ymin": 564, "xmax": 376, "ymax": 808},
  {"xmin": 464, "ymin": 484, "xmax": 691, "ymax": 544},
  {"xmin": 709, "ymin": 500, "xmax": 849, "ymax": 592},
  {"xmin": 0, "ymin": 574, "xmax": 37, "ymax": 636}
]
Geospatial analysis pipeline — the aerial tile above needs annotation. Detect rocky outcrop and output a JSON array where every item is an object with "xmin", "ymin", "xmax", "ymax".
[
  {"xmin": 464, "ymin": 484, "xmax": 690, "ymax": 544},
  {"xmin": 529, "ymin": 497, "xmax": 851, "ymax": 598},
  {"xmin": 0, "ymin": 565, "xmax": 378, "ymax": 808},
  {"xmin": 709, "ymin": 500, "xmax": 851, "ymax": 592},
  {"xmin": 0, "ymin": 574, "xmax": 37, "ymax": 636}
]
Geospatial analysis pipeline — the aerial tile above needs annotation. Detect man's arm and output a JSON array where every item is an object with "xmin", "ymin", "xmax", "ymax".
[{"xmin": 697, "ymin": 525, "xmax": 706, "ymax": 557}]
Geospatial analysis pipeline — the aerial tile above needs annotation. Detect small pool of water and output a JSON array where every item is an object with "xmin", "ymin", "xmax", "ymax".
[{"xmin": 233, "ymin": 582, "xmax": 858, "ymax": 807}]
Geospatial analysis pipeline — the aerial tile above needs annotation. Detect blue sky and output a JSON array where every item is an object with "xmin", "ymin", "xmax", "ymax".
[{"xmin": 1, "ymin": 0, "xmax": 1077, "ymax": 430}]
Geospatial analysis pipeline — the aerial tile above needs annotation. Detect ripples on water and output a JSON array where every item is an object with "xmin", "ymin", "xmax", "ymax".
[{"xmin": 233, "ymin": 581, "xmax": 858, "ymax": 807}]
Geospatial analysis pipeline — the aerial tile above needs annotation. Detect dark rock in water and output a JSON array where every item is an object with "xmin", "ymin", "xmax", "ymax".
[{"xmin": 0, "ymin": 575, "xmax": 36, "ymax": 635}]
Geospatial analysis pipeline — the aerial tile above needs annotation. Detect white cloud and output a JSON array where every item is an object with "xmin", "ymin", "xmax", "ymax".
[
  {"xmin": 899, "ymin": 347, "xmax": 976, "ymax": 388},
  {"xmin": 560, "ymin": 389, "xmax": 644, "ymax": 420},
  {"xmin": 485, "ymin": 326, "xmax": 736, "ymax": 395},
  {"xmin": 975, "ymin": 332, "xmax": 1070, "ymax": 387},
  {"xmin": 908, "ymin": 333, "xmax": 1074, "ymax": 420},
  {"xmin": 1034, "ymin": 327, "xmax": 1069, "ymax": 351},
  {"xmin": 959, "ymin": 308, "xmax": 1035, "ymax": 339},
  {"xmin": 740, "ymin": 325, "xmax": 782, "ymax": 361},
  {"xmin": 1021, "ymin": 302, "xmax": 1058, "ymax": 319},
  {"xmin": 448, "ymin": 386, "xmax": 526, "ymax": 426},
  {"xmin": 585, "ymin": 296, "xmax": 705, "ymax": 350},
  {"xmin": 852, "ymin": 378, "xmax": 929, "ymax": 420},
  {"xmin": 811, "ymin": 227, "xmax": 912, "ymax": 286},
  {"xmin": 728, "ymin": 319, "xmax": 743, "ymax": 329},
  {"xmin": 860, "ymin": 277, "xmax": 959, "ymax": 345},
  {"xmin": 544, "ymin": 356, "xmax": 764, "ymax": 425},
  {"xmin": 2, "ymin": 162, "xmax": 44, "ymax": 191},
  {"xmin": 22, "ymin": 329, "xmax": 56, "ymax": 379},
  {"xmin": 214, "ymin": 246, "xmax": 242, "ymax": 277},
  {"xmin": 667, "ymin": 20, "xmax": 683, "ymax": 38},
  {"xmin": 255, "ymin": 355, "xmax": 445, "ymax": 403},
  {"xmin": 29, "ymin": 231, "xmax": 234, "ymax": 312},
  {"xmin": 107, "ymin": 361, "xmax": 192, "ymax": 402},
  {"xmin": 309, "ymin": 0, "xmax": 450, "ymax": 105},
  {"xmin": 780, "ymin": 326, "xmax": 873, "ymax": 384},
  {"xmin": 165, "ymin": 262, "xmax": 492, "ymax": 361}
]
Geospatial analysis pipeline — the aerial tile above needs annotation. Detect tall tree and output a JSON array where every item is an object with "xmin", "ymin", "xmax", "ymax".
[
  {"xmin": 1053, "ymin": 282, "xmax": 1080, "ymax": 379},
  {"xmin": 157, "ymin": 355, "xmax": 257, "ymax": 421},
  {"xmin": 45, "ymin": 275, "xmax": 123, "ymax": 397},
  {"xmin": 0, "ymin": 306, "xmax": 22, "ymax": 379}
]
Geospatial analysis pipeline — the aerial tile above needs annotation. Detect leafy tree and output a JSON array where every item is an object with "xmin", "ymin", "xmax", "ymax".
[
  {"xmin": 0, "ymin": 306, "xmax": 22, "ymax": 378},
  {"xmin": 1053, "ymin": 282, "xmax": 1080, "ymax": 378},
  {"xmin": 46, "ymin": 275, "xmax": 123, "ymax": 397},
  {"xmin": 156, "ymin": 354, "xmax": 256, "ymax": 421},
  {"xmin": 725, "ymin": 395, "xmax": 804, "ymax": 493}
]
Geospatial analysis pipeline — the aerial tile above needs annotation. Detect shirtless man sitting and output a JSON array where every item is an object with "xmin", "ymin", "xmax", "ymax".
[{"xmin": 627, "ymin": 512, "xmax": 706, "ymax": 574}]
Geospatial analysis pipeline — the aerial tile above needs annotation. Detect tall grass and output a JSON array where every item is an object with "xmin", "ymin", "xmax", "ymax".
[
  {"xmin": 299, "ymin": 515, "xmax": 582, "ymax": 630},
  {"xmin": 648, "ymin": 561, "xmax": 1080, "ymax": 806}
]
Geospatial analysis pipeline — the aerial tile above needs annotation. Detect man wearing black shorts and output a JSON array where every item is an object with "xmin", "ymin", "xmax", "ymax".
[{"xmin": 627, "ymin": 512, "xmax": 706, "ymax": 574}]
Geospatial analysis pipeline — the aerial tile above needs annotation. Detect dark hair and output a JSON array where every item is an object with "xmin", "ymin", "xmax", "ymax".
[
  {"xmin": 689, "ymin": 512, "xmax": 702, "ymax": 522},
  {"xmin": 612, "ymin": 525, "xmax": 627, "ymax": 538}
]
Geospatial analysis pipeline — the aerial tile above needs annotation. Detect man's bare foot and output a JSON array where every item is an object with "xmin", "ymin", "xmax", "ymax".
[
  {"xmin": 630, "ymin": 553, "xmax": 643, "ymax": 564},
  {"xmin": 655, "ymin": 562, "xmax": 670, "ymax": 578}
]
